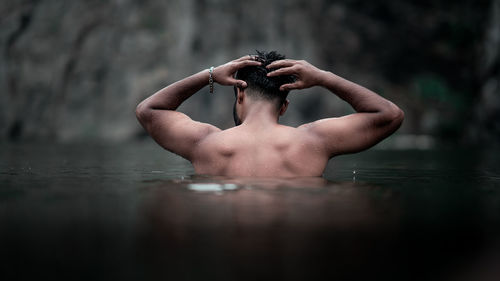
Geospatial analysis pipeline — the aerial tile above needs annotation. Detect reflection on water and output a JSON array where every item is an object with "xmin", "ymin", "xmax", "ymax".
[
  {"xmin": 1, "ymin": 142, "xmax": 500, "ymax": 281},
  {"xmin": 142, "ymin": 176, "xmax": 395, "ymax": 229},
  {"xmin": 139, "ymin": 177, "xmax": 399, "ymax": 281}
]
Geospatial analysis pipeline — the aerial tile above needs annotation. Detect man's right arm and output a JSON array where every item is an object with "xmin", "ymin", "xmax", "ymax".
[
  {"xmin": 136, "ymin": 56, "xmax": 260, "ymax": 160},
  {"xmin": 267, "ymin": 60, "xmax": 404, "ymax": 157}
]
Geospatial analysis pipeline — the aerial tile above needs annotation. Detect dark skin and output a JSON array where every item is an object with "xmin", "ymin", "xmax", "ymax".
[{"xmin": 136, "ymin": 56, "xmax": 404, "ymax": 177}]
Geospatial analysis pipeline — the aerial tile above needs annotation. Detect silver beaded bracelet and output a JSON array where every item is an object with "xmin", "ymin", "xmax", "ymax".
[{"xmin": 208, "ymin": 66, "xmax": 214, "ymax": 94}]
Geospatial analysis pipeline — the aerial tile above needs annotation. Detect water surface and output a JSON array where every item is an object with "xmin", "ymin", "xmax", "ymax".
[{"xmin": 1, "ymin": 142, "xmax": 499, "ymax": 281}]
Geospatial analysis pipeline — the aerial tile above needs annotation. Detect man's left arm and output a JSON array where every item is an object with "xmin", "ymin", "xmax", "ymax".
[{"xmin": 135, "ymin": 56, "xmax": 260, "ymax": 160}]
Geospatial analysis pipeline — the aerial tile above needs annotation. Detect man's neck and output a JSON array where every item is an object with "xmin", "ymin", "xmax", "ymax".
[{"xmin": 240, "ymin": 100, "xmax": 280, "ymax": 128}]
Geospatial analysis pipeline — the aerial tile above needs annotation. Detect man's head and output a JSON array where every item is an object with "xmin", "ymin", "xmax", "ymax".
[{"xmin": 233, "ymin": 50, "xmax": 296, "ymax": 125}]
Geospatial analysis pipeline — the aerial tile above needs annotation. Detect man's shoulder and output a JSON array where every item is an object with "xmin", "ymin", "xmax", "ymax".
[
  {"xmin": 196, "ymin": 126, "xmax": 240, "ymax": 147},
  {"xmin": 192, "ymin": 127, "xmax": 244, "ymax": 160}
]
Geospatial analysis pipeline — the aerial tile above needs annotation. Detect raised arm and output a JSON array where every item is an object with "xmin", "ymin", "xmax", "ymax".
[
  {"xmin": 136, "ymin": 56, "xmax": 261, "ymax": 160},
  {"xmin": 267, "ymin": 60, "xmax": 404, "ymax": 157}
]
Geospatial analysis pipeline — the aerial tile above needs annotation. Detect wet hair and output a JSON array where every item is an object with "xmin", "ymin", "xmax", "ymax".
[{"xmin": 235, "ymin": 50, "xmax": 296, "ymax": 107}]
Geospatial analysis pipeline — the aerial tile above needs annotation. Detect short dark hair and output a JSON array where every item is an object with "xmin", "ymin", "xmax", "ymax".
[{"xmin": 235, "ymin": 50, "xmax": 295, "ymax": 106}]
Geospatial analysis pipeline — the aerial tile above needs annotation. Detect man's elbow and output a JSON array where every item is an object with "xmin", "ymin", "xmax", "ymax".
[
  {"xmin": 388, "ymin": 104, "xmax": 404, "ymax": 128},
  {"xmin": 135, "ymin": 102, "xmax": 151, "ymax": 125}
]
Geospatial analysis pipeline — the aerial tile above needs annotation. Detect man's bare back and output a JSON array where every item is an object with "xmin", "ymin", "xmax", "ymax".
[
  {"xmin": 136, "ymin": 51, "xmax": 404, "ymax": 178},
  {"xmin": 192, "ymin": 124, "xmax": 327, "ymax": 177}
]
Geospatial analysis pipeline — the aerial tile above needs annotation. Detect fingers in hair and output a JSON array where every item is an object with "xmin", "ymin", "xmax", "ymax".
[
  {"xmin": 266, "ymin": 59, "xmax": 295, "ymax": 69},
  {"xmin": 266, "ymin": 66, "xmax": 295, "ymax": 77},
  {"xmin": 237, "ymin": 60, "xmax": 262, "ymax": 67},
  {"xmin": 280, "ymin": 82, "xmax": 300, "ymax": 91},
  {"xmin": 226, "ymin": 78, "xmax": 248, "ymax": 88}
]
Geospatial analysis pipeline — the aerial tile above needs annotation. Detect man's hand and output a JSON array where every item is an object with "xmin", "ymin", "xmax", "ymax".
[
  {"xmin": 266, "ymin": 59, "xmax": 325, "ymax": 91},
  {"xmin": 213, "ymin": 55, "xmax": 261, "ymax": 88}
]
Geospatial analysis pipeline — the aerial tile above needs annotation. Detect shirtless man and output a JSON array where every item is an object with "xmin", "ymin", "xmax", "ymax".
[{"xmin": 136, "ymin": 51, "xmax": 404, "ymax": 177}]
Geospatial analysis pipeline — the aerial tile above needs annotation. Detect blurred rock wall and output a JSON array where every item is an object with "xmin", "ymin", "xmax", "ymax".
[
  {"xmin": 0, "ymin": 0, "xmax": 495, "ymax": 144},
  {"xmin": 469, "ymin": 0, "xmax": 500, "ymax": 144}
]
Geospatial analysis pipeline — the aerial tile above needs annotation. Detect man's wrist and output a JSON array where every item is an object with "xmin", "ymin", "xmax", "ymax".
[{"xmin": 316, "ymin": 70, "xmax": 335, "ymax": 87}]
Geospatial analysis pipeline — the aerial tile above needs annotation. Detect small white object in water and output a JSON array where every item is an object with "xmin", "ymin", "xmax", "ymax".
[
  {"xmin": 187, "ymin": 183, "xmax": 239, "ymax": 192},
  {"xmin": 188, "ymin": 184, "xmax": 222, "ymax": 192},
  {"xmin": 223, "ymin": 184, "xmax": 238, "ymax": 190}
]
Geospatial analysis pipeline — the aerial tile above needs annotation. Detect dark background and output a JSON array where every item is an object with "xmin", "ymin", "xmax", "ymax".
[{"xmin": 1, "ymin": 0, "xmax": 499, "ymax": 147}]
